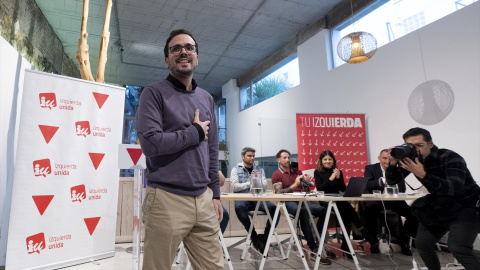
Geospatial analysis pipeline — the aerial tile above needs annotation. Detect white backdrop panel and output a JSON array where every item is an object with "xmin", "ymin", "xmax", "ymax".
[{"xmin": 6, "ymin": 70, "xmax": 125, "ymax": 270}]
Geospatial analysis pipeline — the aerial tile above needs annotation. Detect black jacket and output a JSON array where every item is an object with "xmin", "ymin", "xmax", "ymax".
[
  {"xmin": 364, "ymin": 163, "xmax": 406, "ymax": 194},
  {"xmin": 387, "ymin": 146, "xmax": 480, "ymax": 207}
]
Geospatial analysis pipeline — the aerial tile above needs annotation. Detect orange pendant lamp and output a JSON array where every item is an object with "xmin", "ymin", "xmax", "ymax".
[{"xmin": 337, "ymin": 0, "xmax": 377, "ymax": 64}]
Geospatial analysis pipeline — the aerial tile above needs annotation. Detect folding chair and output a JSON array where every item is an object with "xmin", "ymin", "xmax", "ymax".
[
  {"xmin": 241, "ymin": 201, "xmax": 286, "ymax": 260},
  {"xmin": 285, "ymin": 201, "xmax": 329, "ymax": 259}
]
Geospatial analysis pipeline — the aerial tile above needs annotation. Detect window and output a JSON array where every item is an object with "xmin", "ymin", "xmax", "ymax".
[
  {"xmin": 331, "ymin": 0, "xmax": 478, "ymax": 68},
  {"xmin": 123, "ymin": 85, "xmax": 143, "ymax": 144},
  {"xmin": 216, "ymin": 100, "xmax": 228, "ymax": 176},
  {"xmin": 239, "ymin": 85, "xmax": 251, "ymax": 110},
  {"xmin": 240, "ymin": 55, "xmax": 300, "ymax": 110},
  {"xmin": 402, "ymin": 12, "xmax": 426, "ymax": 33},
  {"xmin": 120, "ymin": 85, "xmax": 143, "ymax": 177},
  {"xmin": 217, "ymin": 100, "xmax": 227, "ymax": 148}
]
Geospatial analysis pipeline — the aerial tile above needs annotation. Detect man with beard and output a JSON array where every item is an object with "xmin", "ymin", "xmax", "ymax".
[
  {"xmin": 387, "ymin": 127, "xmax": 480, "ymax": 269},
  {"xmin": 272, "ymin": 149, "xmax": 333, "ymax": 265},
  {"xmin": 230, "ymin": 147, "xmax": 278, "ymax": 253},
  {"xmin": 136, "ymin": 29, "xmax": 223, "ymax": 270}
]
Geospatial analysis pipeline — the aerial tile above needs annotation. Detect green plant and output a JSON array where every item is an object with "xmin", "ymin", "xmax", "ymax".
[
  {"xmin": 219, "ymin": 140, "xmax": 228, "ymax": 151},
  {"xmin": 253, "ymin": 76, "xmax": 292, "ymax": 104},
  {"xmin": 218, "ymin": 140, "xmax": 229, "ymax": 167}
]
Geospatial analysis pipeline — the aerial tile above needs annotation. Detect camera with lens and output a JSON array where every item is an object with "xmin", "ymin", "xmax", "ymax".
[{"xmin": 390, "ymin": 143, "xmax": 420, "ymax": 161}]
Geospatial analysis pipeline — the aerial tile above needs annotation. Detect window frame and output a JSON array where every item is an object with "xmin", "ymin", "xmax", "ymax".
[
  {"xmin": 330, "ymin": 0, "xmax": 477, "ymax": 68},
  {"xmin": 239, "ymin": 53, "xmax": 300, "ymax": 111}
]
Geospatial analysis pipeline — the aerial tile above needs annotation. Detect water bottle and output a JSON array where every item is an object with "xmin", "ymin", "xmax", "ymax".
[{"xmin": 250, "ymin": 171, "xmax": 263, "ymax": 197}]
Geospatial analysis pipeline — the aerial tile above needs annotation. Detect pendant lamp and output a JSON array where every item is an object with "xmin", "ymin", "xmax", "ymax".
[{"xmin": 337, "ymin": 0, "xmax": 377, "ymax": 64}]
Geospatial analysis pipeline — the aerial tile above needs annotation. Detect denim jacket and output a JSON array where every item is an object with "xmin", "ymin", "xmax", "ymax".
[{"xmin": 230, "ymin": 162, "xmax": 267, "ymax": 193}]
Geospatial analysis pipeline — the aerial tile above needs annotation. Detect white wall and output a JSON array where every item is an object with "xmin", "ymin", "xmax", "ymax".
[
  {"xmin": 0, "ymin": 36, "xmax": 32, "ymax": 265},
  {"xmin": 222, "ymin": 2, "xmax": 480, "ymax": 180}
]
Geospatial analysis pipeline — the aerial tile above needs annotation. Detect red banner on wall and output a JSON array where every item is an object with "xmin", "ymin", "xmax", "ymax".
[{"xmin": 296, "ymin": 114, "xmax": 368, "ymax": 185}]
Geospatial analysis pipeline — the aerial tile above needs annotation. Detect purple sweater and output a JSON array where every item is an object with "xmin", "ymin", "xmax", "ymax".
[{"xmin": 135, "ymin": 77, "xmax": 220, "ymax": 198}]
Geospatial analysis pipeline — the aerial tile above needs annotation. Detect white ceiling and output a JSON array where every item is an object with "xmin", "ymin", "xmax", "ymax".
[{"xmin": 35, "ymin": 0, "xmax": 346, "ymax": 99}]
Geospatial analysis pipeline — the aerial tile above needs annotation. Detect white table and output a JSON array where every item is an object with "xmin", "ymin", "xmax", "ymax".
[
  {"xmin": 221, "ymin": 193, "xmax": 313, "ymax": 269},
  {"xmin": 221, "ymin": 193, "xmax": 422, "ymax": 270},
  {"xmin": 305, "ymin": 193, "xmax": 422, "ymax": 270}
]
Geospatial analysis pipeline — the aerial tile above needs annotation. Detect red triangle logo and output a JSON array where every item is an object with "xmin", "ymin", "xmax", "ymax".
[
  {"xmin": 38, "ymin": 125, "xmax": 59, "ymax": 144},
  {"xmin": 92, "ymin": 92, "xmax": 109, "ymax": 109},
  {"xmin": 126, "ymin": 148, "xmax": 143, "ymax": 165},
  {"xmin": 133, "ymin": 216, "xmax": 140, "ymax": 232},
  {"xmin": 84, "ymin": 217, "xmax": 101, "ymax": 235},
  {"xmin": 32, "ymin": 195, "xmax": 54, "ymax": 215},
  {"xmin": 88, "ymin": 153, "xmax": 105, "ymax": 170}
]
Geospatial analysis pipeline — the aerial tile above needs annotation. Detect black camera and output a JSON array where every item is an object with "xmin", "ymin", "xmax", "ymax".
[{"xmin": 390, "ymin": 143, "xmax": 420, "ymax": 161}]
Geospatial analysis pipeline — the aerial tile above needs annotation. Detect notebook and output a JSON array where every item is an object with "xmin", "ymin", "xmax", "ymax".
[{"xmin": 324, "ymin": 177, "xmax": 369, "ymax": 197}]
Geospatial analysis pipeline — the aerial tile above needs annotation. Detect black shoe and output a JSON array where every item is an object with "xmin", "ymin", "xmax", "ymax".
[
  {"xmin": 319, "ymin": 256, "xmax": 333, "ymax": 264},
  {"xmin": 341, "ymin": 243, "xmax": 353, "ymax": 260},
  {"xmin": 258, "ymin": 234, "xmax": 268, "ymax": 247},
  {"xmin": 370, "ymin": 243, "xmax": 380, "ymax": 254},
  {"xmin": 310, "ymin": 248, "xmax": 332, "ymax": 264},
  {"xmin": 343, "ymin": 252, "xmax": 353, "ymax": 260},
  {"xmin": 326, "ymin": 250, "xmax": 336, "ymax": 260},
  {"xmin": 361, "ymin": 229, "xmax": 380, "ymax": 250},
  {"xmin": 400, "ymin": 235, "xmax": 413, "ymax": 256},
  {"xmin": 400, "ymin": 244, "xmax": 412, "ymax": 256},
  {"xmin": 251, "ymin": 234, "xmax": 265, "ymax": 254},
  {"xmin": 352, "ymin": 231, "xmax": 364, "ymax": 240}
]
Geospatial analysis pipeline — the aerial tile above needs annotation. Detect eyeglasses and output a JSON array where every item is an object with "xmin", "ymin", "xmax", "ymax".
[{"xmin": 169, "ymin": 44, "xmax": 196, "ymax": 54}]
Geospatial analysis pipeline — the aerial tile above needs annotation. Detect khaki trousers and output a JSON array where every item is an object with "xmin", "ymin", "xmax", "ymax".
[{"xmin": 142, "ymin": 186, "xmax": 223, "ymax": 270}]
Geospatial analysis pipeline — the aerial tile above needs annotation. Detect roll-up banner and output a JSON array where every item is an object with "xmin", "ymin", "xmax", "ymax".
[
  {"xmin": 296, "ymin": 113, "xmax": 368, "ymax": 186},
  {"xmin": 6, "ymin": 70, "xmax": 125, "ymax": 269}
]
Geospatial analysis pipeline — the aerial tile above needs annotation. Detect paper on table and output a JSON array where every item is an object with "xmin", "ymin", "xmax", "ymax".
[{"xmin": 283, "ymin": 192, "xmax": 309, "ymax": 196}]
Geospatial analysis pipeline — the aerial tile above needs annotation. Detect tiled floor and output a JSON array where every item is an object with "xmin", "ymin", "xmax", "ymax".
[{"xmin": 61, "ymin": 234, "xmax": 463, "ymax": 270}]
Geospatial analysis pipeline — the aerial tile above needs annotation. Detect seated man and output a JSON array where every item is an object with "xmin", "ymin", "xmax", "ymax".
[
  {"xmin": 230, "ymin": 147, "xmax": 277, "ymax": 253},
  {"xmin": 272, "ymin": 149, "xmax": 332, "ymax": 265},
  {"xmin": 363, "ymin": 149, "xmax": 418, "ymax": 255}
]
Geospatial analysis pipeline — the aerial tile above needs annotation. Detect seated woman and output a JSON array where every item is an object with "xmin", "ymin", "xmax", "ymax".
[{"xmin": 314, "ymin": 150, "xmax": 379, "ymax": 257}]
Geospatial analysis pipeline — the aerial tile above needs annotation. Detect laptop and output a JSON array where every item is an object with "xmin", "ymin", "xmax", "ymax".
[{"xmin": 324, "ymin": 177, "xmax": 369, "ymax": 197}]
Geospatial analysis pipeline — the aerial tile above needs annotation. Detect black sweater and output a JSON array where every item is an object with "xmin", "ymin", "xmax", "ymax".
[{"xmin": 314, "ymin": 168, "xmax": 346, "ymax": 194}]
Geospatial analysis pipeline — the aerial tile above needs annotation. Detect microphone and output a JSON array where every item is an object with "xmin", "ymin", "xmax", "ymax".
[{"xmin": 300, "ymin": 178, "xmax": 313, "ymax": 187}]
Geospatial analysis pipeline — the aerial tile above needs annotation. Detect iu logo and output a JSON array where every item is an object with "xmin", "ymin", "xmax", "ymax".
[
  {"xmin": 39, "ymin": 93, "xmax": 56, "ymax": 110},
  {"xmin": 33, "ymin": 159, "xmax": 51, "ymax": 178},
  {"xmin": 26, "ymin": 232, "xmax": 45, "ymax": 254},
  {"xmin": 71, "ymin": 184, "xmax": 86, "ymax": 202},
  {"xmin": 75, "ymin": 121, "xmax": 91, "ymax": 137}
]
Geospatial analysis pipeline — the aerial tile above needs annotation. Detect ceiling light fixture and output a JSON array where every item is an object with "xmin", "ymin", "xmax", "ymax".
[{"xmin": 337, "ymin": 0, "xmax": 377, "ymax": 64}]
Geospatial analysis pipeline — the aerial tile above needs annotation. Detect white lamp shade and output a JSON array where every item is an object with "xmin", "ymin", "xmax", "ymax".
[{"xmin": 337, "ymin": 31, "xmax": 377, "ymax": 64}]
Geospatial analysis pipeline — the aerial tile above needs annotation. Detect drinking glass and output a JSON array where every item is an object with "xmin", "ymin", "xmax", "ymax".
[
  {"xmin": 385, "ymin": 185, "xmax": 399, "ymax": 197},
  {"xmin": 250, "ymin": 172, "xmax": 263, "ymax": 197}
]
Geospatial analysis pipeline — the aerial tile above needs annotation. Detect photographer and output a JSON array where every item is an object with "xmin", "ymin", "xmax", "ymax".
[{"xmin": 387, "ymin": 127, "xmax": 480, "ymax": 270}]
